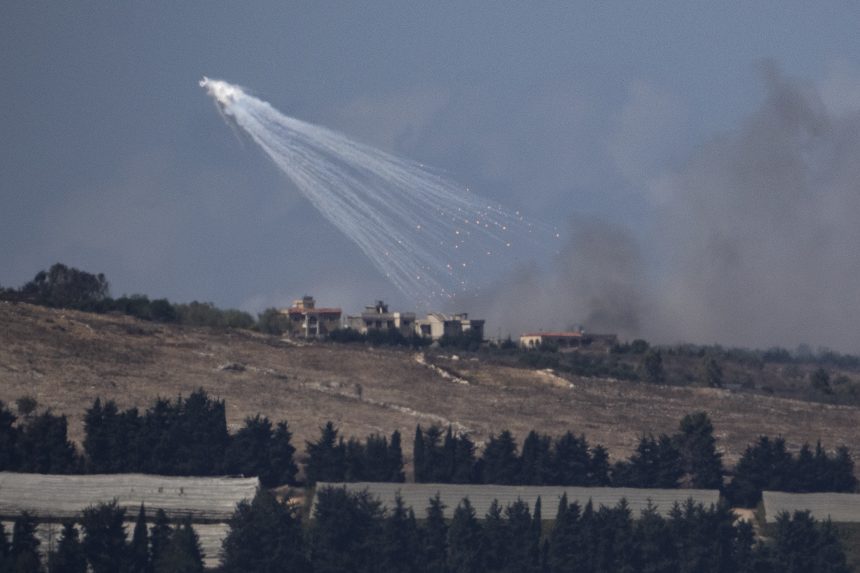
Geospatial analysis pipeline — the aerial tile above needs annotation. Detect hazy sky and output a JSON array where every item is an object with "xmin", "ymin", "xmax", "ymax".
[{"xmin": 3, "ymin": 3, "xmax": 860, "ymax": 350}]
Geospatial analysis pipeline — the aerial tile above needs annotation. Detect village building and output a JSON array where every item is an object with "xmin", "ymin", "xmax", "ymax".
[
  {"xmin": 415, "ymin": 312, "xmax": 485, "ymax": 341},
  {"xmin": 346, "ymin": 300, "xmax": 416, "ymax": 337},
  {"xmin": 280, "ymin": 296, "xmax": 342, "ymax": 338},
  {"xmin": 519, "ymin": 329, "xmax": 617, "ymax": 351}
]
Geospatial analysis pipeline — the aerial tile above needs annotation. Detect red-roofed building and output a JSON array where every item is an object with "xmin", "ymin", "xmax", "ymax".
[{"xmin": 280, "ymin": 296, "xmax": 342, "ymax": 338}]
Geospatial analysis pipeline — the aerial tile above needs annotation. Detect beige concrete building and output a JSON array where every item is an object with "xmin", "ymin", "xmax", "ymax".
[
  {"xmin": 520, "ymin": 330, "xmax": 617, "ymax": 351},
  {"xmin": 281, "ymin": 296, "xmax": 342, "ymax": 339},
  {"xmin": 346, "ymin": 300, "xmax": 416, "ymax": 337},
  {"xmin": 415, "ymin": 312, "xmax": 485, "ymax": 341}
]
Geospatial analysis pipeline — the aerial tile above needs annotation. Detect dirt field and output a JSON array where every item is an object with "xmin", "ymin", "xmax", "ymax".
[{"xmin": 1, "ymin": 302, "xmax": 858, "ymax": 467}]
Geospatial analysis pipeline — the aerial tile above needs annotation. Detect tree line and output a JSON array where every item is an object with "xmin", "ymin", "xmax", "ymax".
[
  {"xmin": 2, "ymin": 488, "xmax": 848, "ymax": 573},
  {"xmin": 0, "ymin": 503, "xmax": 204, "ymax": 573},
  {"xmin": 1, "ymin": 396, "xmax": 856, "ymax": 507}
]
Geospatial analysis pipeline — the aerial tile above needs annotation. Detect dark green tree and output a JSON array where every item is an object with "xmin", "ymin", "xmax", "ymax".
[
  {"xmin": 343, "ymin": 438, "xmax": 367, "ymax": 482},
  {"xmin": 0, "ymin": 401, "xmax": 20, "ymax": 471},
  {"xmin": 422, "ymin": 495, "xmax": 448, "ymax": 573},
  {"xmin": 153, "ymin": 518, "xmax": 203, "ymax": 573},
  {"xmin": 309, "ymin": 487, "xmax": 382, "ymax": 573},
  {"xmin": 270, "ymin": 421, "xmax": 298, "ymax": 486},
  {"xmin": 305, "ymin": 422, "xmax": 346, "ymax": 484},
  {"xmin": 810, "ymin": 368, "xmax": 833, "ymax": 395},
  {"xmin": 482, "ymin": 500, "xmax": 509, "ymax": 573},
  {"xmin": 452, "ymin": 433, "xmax": 476, "ymax": 484},
  {"xmin": 634, "ymin": 503, "xmax": 678, "ymax": 573},
  {"xmin": 674, "ymin": 412, "xmax": 724, "ymax": 489},
  {"xmin": 220, "ymin": 489, "xmax": 309, "ymax": 573},
  {"xmin": 81, "ymin": 501, "xmax": 128, "ymax": 573},
  {"xmin": 640, "ymin": 349, "xmax": 665, "ymax": 384},
  {"xmin": 518, "ymin": 432, "xmax": 553, "ymax": 485},
  {"xmin": 256, "ymin": 308, "xmax": 290, "ymax": 335},
  {"xmin": 149, "ymin": 510, "xmax": 172, "ymax": 570},
  {"xmin": 481, "ymin": 431, "xmax": 520, "ymax": 485},
  {"xmin": 224, "ymin": 415, "xmax": 275, "ymax": 486},
  {"xmin": 548, "ymin": 494, "xmax": 583, "ymax": 573},
  {"xmin": 552, "ymin": 432, "xmax": 591, "ymax": 486},
  {"xmin": 20, "ymin": 263, "xmax": 109, "ymax": 309},
  {"xmin": 48, "ymin": 521, "xmax": 87, "ymax": 573},
  {"xmin": 129, "ymin": 505, "xmax": 149, "ymax": 573},
  {"xmin": 588, "ymin": 445, "xmax": 611, "ymax": 486},
  {"xmin": 10, "ymin": 512, "xmax": 42, "ymax": 573},
  {"xmin": 413, "ymin": 426, "xmax": 426, "ymax": 482},
  {"xmin": 701, "ymin": 357, "xmax": 723, "ymax": 388},
  {"xmin": 16, "ymin": 410, "xmax": 80, "ymax": 474},
  {"xmin": 447, "ymin": 499, "xmax": 483, "ymax": 573},
  {"xmin": 387, "ymin": 430, "xmax": 406, "ymax": 483},
  {"xmin": 380, "ymin": 495, "xmax": 420, "ymax": 573}
]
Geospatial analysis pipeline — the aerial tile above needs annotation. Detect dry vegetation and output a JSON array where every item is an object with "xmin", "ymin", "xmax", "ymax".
[{"xmin": 1, "ymin": 301, "xmax": 858, "ymax": 468}]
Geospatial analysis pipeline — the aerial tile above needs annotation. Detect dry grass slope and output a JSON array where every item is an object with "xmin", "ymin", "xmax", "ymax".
[{"xmin": 2, "ymin": 302, "xmax": 859, "ymax": 467}]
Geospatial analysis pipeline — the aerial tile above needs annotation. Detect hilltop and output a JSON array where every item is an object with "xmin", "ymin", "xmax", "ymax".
[{"xmin": 1, "ymin": 301, "xmax": 858, "ymax": 467}]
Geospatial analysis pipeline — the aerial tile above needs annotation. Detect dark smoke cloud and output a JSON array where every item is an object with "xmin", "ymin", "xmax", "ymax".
[
  {"xmin": 482, "ymin": 63, "xmax": 860, "ymax": 352},
  {"xmin": 475, "ymin": 220, "xmax": 645, "ymax": 340},
  {"xmin": 651, "ymin": 62, "xmax": 860, "ymax": 352}
]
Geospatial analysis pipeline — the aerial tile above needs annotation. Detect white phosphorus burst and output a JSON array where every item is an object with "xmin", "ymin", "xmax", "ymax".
[{"xmin": 200, "ymin": 77, "xmax": 556, "ymax": 303}]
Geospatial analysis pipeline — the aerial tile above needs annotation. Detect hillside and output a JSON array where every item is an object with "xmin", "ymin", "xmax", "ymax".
[{"xmin": 1, "ymin": 301, "xmax": 858, "ymax": 468}]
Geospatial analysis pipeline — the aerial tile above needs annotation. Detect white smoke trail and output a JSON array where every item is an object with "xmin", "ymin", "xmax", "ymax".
[{"xmin": 200, "ymin": 77, "xmax": 557, "ymax": 303}]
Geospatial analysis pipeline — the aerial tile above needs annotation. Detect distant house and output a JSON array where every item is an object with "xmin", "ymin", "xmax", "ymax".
[
  {"xmin": 281, "ymin": 296, "xmax": 342, "ymax": 339},
  {"xmin": 415, "ymin": 312, "xmax": 485, "ymax": 341},
  {"xmin": 346, "ymin": 300, "xmax": 416, "ymax": 337},
  {"xmin": 519, "ymin": 330, "xmax": 617, "ymax": 351}
]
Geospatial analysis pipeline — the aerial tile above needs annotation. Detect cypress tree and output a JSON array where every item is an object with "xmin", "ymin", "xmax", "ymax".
[
  {"xmin": 588, "ymin": 445, "xmax": 611, "ymax": 486},
  {"xmin": 343, "ymin": 438, "xmax": 367, "ymax": 482},
  {"xmin": 548, "ymin": 494, "xmax": 583, "ymax": 573},
  {"xmin": 49, "ymin": 521, "xmax": 87, "ymax": 573},
  {"xmin": 447, "ymin": 499, "xmax": 483, "ymax": 573},
  {"xmin": 422, "ymin": 494, "xmax": 448, "ymax": 573},
  {"xmin": 387, "ymin": 430, "xmax": 405, "ymax": 483},
  {"xmin": 0, "ymin": 400, "xmax": 19, "ymax": 471},
  {"xmin": 674, "ymin": 412, "xmax": 724, "ymax": 489},
  {"xmin": 309, "ymin": 487, "xmax": 383, "ymax": 573},
  {"xmin": 552, "ymin": 432, "xmax": 590, "ymax": 486},
  {"xmin": 364, "ymin": 434, "xmax": 390, "ymax": 482},
  {"xmin": 815, "ymin": 519, "xmax": 850, "ymax": 573},
  {"xmin": 413, "ymin": 426, "xmax": 426, "ymax": 483},
  {"xmin": 270, "ymin": 421, "xmax": 298, "ymax": 486},
  {"xmin": 11, "ymin": 512, "xmax": 42, "ymax": 573},
  {"xmin": 129, "ymin": 504, "xmax": 149, "ymax": 573},
  {"xmin": 830, "ymin": 446, "xmax": 858, "ymax": 492},
  {"xmin": 773, "ymin": 511, "xmax": 818, "ymax": 573},
  {"xmin": 443, "ymin": 427, "xmax": 457, "ymax": 482},
  {"xmin": 154, "ymin": 518, "xmax": 203, "ymax": 573},
  {"xmin": 519, "ymin": 432, "xmax": 552, "ymax": 485},
  {"xmin": 380, "ymin": 495, "xmax": 420, "ymax": 573},
  {"xmin": 481, "ymin": 500, "xmax": 508, "ymax": 573},
  {"xmin": 530, "ymin": 498, "xmax": 542, "ymax": 572},
  {"xmin": 305, "ymin": 422, "xmax": 345, "ymax": 484},
  {"xmin": 635, "ymin": 503, "xmax": 677, "ymax": 573},
  {"xmin": 0, "ymin": 521, "xmax": 9, "ymax": 569},
  {"xmin": 149, "ymin": 509, "xmax": 172, "ymax": 570},
  {"xmin": 452, "ymin": 434, "xmax": 476, "ymax": 484}
]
